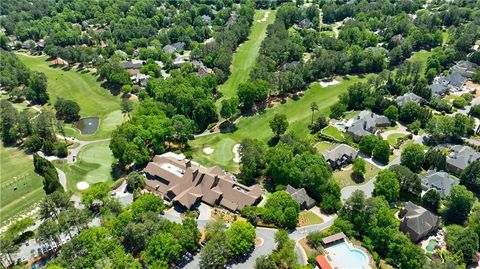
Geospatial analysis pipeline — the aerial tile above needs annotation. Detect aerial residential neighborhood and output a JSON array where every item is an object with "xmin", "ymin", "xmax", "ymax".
[{"xmin": 0, "ymin": 1, "xmax": 480, "ymax": 269}]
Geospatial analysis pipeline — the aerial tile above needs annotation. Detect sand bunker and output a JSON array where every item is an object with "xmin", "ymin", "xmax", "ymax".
[
  {"xmin": 233, "ymin": 144, "xmax": 241, "ymax": 163},
  {"xmin": 203, "ymin": 147, "xmax": 214, "ymax": 155},
  {"xmin": 256, "ymin": 11, "xmax": 270, "ymax": 22},
  {"xmin": 320, "ymin": 79, "xmax": 340, "ymax": 88},
  {"xmin": 77, "ymin": 181, "xmax": 90, "ymax": 190}
]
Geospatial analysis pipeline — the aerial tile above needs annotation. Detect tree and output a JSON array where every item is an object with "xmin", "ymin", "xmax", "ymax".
[
  {"xmin": 37, "ymin": 219, "xmax": 61, "ymax": 246},
  {"xmin": 389, "ymin": 165, "xmax": 422, "ymax": 201},
  {"xmin": 239, "ymin": 138, "xmax": 266, "ymax": 185},
  {"xmin": 422, "ymin": 189, "xmax": 441, "ymax": 213},
  {"xmin": 171, "ymin": 114, "xmax": 195, "ymax": 150},
  {"xmin": 329, "ymin": 102, "xmax": 346, "ymax": 119},
  {"xmin": 459, "ymin": 160, "xmax": 480, "ymax": 195},
  {"xmin": 263, "ymin": 191, "xmax": 300, "ymax": 228},
  {"xmin": 226, "ymin": 221, "xmax": 256, "ymax": 257},
  {"xmin": 352, "ymin": 158, "xmax": 366, "ymax": 182},
  {"xmin": 310, "ymin": 102, "xmax": 318, "ymax": 125},
  {"xmin": 220, "ymin": 97, "xmax": 239, "ymax": 121},
  {"xmin": 142, "ymin": 232, "xmax": 182, "ymax": 266},
  {"xmin": 269, "ymin": 113, "xmax": 288, "ymax": 138},
  {"xmin": 121, "ymin": 99, "xmax": 133, "ymax": 118},
  {"xmin": 423, "ymin": 148, "xmax": 446, "ymax": 171},
  {"xmin": 384, "ymin": 105, "xmax": 399, "ymax": 121},
  {"xmin": 444, "ymin": 185, "xmax": 475, "ymax": 224},
  {"xmin": 400, "ymin": 144, "xmax": 425, "ymax": 173},
  {"xmin": 54, "ymin": 98, "xmax": 80, "ymax": 122},
  {"xmin": 446, "ymin": 226, "xmax": 479, "ymax": 264},
  {"xmin": 80, "ymin": 183, "xmax": 110, "ymax": 207},
  {"xmin": 373, "ymin": 169, "xmax": 400, "ymax": 203},
  {"xmin": 131, "ymin": 193, "xmax": 164, "ymax": 216},
  {"xmin": 399, "ymin": 101, "xmax": 421, "ymax": 124},
  {"xmin": 200, "ymin": 220, "xmax": 229, "ymax": 269},
  {"xmin": 372, "ymin": 140, "xmax": 390, "ymax": 164},
  {"xmin": 255, "ymin": 255, "xmax": 276, "ymax": 269},
  {"xmin": 359, "ymin": 135, "xmax": 378, "ymax": 156},
  {"xmin": 126, "ymin": 172, "xmax": 145, "ymax": 193},
  {"xmin": 309, "ymin": 113, "xmax": 327, "ymax": 133},
  {"xmin": 33, "ymin": 153, "xmax": 63, "ymax": 194}
]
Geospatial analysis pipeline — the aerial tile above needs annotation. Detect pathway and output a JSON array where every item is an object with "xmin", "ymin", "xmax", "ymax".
[{"xmin": 56, "ymin": 135, "xmax": 111, "ymax": 164}]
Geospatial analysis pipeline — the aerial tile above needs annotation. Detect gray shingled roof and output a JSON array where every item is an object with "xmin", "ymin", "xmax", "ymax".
[
  {"xmin": 421, "ymin": 170, "xmax": 458, "ymax": 197},
  {"xmin": 447, "ymin": 145, "xmax": 480, "ymax": 171},
  {"xmin": 395, "ymin": 92, "xmax": 425, "ymax": 107},
  {"xmin": 400, "ymin": 202, "xmax": 440, "ymax": 242},
  {"xmin": 445, "ymin": 71, "xmax": 467, "ymax": 88},
  {"xmin": 347, "ymin": 110, "xmax": 390, "ymax": 137},
  {"xmin": 429, "ymin": 81, "xmax": 449, "ymax": 96},
  {"xmin": 286, "ymin": 185, "xmax": 316, "ymax": 209},
  {"xmin": 322, "ymin": 144, "xmax": 358, "ymax": 163}
]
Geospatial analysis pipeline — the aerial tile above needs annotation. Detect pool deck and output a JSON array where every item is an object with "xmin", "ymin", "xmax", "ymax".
[{"xmin": 324, "ymin": 240, "xmax": 372, "ymax": 269}]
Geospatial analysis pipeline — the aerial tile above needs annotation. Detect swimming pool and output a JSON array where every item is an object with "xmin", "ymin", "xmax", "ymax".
[
  {"xmin": 426, "ymin": 239, "xmax": 438, "ymax": 253},
  {"xmin": 326, "ymin": 241, "xmax": 369, "ymax": 269}
]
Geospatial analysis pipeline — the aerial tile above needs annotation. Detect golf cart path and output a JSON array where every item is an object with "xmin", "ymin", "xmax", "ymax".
[{"xmin": 56, "ymin": 135, "xmax": 111, "ymax": 164}]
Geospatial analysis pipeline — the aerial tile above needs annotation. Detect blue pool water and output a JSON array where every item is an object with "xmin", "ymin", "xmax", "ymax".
[{"xmin": 326, "ymin": 241, "xmax": 368, "ymax": 269}]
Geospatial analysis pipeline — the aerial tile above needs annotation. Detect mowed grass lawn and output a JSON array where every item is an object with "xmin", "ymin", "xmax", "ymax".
[
  {"xmin": 191, "ymin": 75, "xmax": 369, "ymax": 170},
  {"xmin": 53, "ymin": 141, "xmax": 115, "ymax": 192},
  {"xmin": 321, "ymin": 126, "xmax": 344, "ymax": 141},
  {"xmin": 387, "ymin": 133, "xmax": 409, "ymax": 146},
  {"xmin": 297, "ymin": 211, "xmax": 323, "ymax": 227},
  {"xmin": 332, "ymin": 161, "xmax": 380, "ymax": 188},
  {"xmin": 216, "ymin": 10, "xmax": 276, "ymax": 109},
  {"xmin": 0, "ymin": 144, "xmax": 45, "ymax": 224},
  {"xmin": 17, "ymin": 54, "xmax": 124, "ymax": 139}
]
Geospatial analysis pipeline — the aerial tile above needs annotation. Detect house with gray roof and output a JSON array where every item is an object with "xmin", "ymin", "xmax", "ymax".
[
  {"xmin": 446, "ymin": 145, "xmax": 480, "ymax": 175},
  {"xmin": 421, "ymin": 170, "xmax": 458, "ymax": 198},
  {"xmin": 346, "ymin": 110, "xmax": 390, "ymax": 142},
  {"xmin": 451, "ymin": 61, "xmax": 478, "ymax": 78},
  {"xmin": 172, "ymin": 42, "xmax": 185, "ymax": 51},
  {"xmin": 395, "ymin": 92, "xmax": 426, "ymax": 107},
  {"xmin": 429, "ymin": 80, "xmax": 450, "ymax": 97},
  {"xmin": 163, "ymin": 45, "xmax": 176, "ymax": 54},
  {"xmin": 201, "ymin": 15, "xmax": 212, "ymax": 24},
  {"xmin": 286, "ymin": 185, "xmax": 316, "ymax": 209},
  {"xmin": 322, "ymin": 144, "xmax": 358, "ymax": 170},
  {"xmin": 399, "ymin": 202, "xmax": 440, "ymax": 242},
  {"xmin": 122, "ymin": 59, "xmax": 145, "ymax": 69},
  {"xmin": 445, "ymin": 71, "xmax": 467, "ymax": 90}
]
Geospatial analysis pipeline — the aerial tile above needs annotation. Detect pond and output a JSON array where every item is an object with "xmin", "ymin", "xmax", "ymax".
[{"xmin": 74, "ymin": 117, "xmax": 99, "ymax": 135}]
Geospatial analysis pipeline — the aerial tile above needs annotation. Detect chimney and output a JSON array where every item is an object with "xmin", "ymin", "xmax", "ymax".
[{"xmin": 186, "ymin": 160, "xmax": 192, "ymax": 168}]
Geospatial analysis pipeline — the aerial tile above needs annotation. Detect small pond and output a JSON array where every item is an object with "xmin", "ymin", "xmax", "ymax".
[{"xmin": 75, "ymin": 117, "xmax": 99, "ymax": 135}]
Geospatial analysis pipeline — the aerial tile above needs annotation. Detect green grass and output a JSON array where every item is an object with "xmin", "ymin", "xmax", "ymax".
[
  {"xmin": 387, "ymin": 133, "xmax": 409, "ymax": 146},
  {"xmin": 191, "ymin": 75, "xmax": 369, "ymax": 170},
  {"xmin": 216, "ymin": 10, "xmax": 276, "ymax": 109},
  {"xmin": 344, "ymin": 110, "xmax": 359, "ymax": 120},
  {"xmin": 332, "ymin": 161, "xmax": 380, "ymax": 188},
  {"xmin": 297, "ymin": 211, "xmax": 323, "ymax": 227},
  {"xmin": 407, "ymin": 50, "xmax": 433, "ymax": 76},
  {"xmin": 17, "ymin": 54, "xmax": 124, "ymax": 138},
  {"xmin": 53, "ymin": 141, "xmax": 115, "ymax": 192},
  {"xmin": 0, "ymin": 144, "xmax": 45, "ymax": 225},
  {"xmin": 314, "ymin": 141, "xmax": 334, "ymax": 153},
  {"xmin": 321, "ymin": 126, "xmax": 344, "ymax": 141}
]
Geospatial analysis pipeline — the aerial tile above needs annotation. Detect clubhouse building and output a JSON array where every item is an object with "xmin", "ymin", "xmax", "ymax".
[{"xmin": 143, "ymin": 152, "xmax": 263, "ymax": 211}]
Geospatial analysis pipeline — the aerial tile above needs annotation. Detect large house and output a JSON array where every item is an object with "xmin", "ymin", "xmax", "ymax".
[
  {"xmin": 446, "ymin": 145, "xmax": 480, "ymax": 175},
  {"xmin": 429, "ymin": 61, "xmax": 477, "ymax": 96},
  {"xmin": 346, "ymin": 110, "xmax": 390, "ymax": 142},
  {"xmin": 399, "ymin": 202, "xmax": 440, "ymax": 243},
  {"xmin": 143, "ymin": 152, "xmax": 263, "ymax": 211},
  {"xmin": 286, "ymin": 185, "xmax": 316, "ymax": 209},
  {"xmin": 322, "ymin": 144, "xmax": 358, "ymax": 170},
  {"xmin": 394, "ymin": 92, "xmax": 426, "ymax": 107},
  {"xmin": 421, "ymin": 170, "xmax": 458, "ymax": 198}
]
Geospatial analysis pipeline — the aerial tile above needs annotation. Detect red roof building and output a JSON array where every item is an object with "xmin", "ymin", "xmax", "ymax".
[{"xmin": 316, "ymin": 255, "xmax": 332, "ymax": 269}]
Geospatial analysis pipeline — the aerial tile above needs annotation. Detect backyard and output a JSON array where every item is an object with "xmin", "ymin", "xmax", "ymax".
[
  {"xmin": 297, "ymin": 211, "xmax": 323, "ymax": 227},
  {"xmin": 216, "ymin": 9, "xmax": 276, "ymax": 109},
  {"xmin": 17, "ymin": 54, "xmax": 125, "ymax": 139},
  {"xmin": 0, "ymin": 144, "xmax": 45, "ymax": 225},
  {"xmin": 53, "ymin": 141, "xmax": 116, "ymax": 192},
  {"xmin": 321, "ymin": 126, "xmax": 344, "ymax": 141}
]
